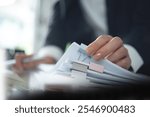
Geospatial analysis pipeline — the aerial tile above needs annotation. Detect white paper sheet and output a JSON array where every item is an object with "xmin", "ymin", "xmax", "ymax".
[{"xmin": 55, "ymin": 42, "xmax": 150, "ymax": 84}]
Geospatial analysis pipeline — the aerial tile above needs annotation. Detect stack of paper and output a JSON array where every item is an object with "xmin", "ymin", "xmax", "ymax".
[{"xmin": 55, "ymin": 42, "xmax": 150, "ymax": 87}]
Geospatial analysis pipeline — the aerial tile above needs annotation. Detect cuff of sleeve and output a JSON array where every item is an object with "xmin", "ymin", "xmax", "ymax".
[
  {"xmin": 36, "ymin": 45, "xmax": 63, "ymax": 61},
  {"xmin": 124, "ymin": 44, "xmax": 144, "ymax": 72}
]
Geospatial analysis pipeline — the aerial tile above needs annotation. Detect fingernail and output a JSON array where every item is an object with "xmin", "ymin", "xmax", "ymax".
[{"xmin": 93, "ymin": 53, "xmax": 102, "ymax": 61}]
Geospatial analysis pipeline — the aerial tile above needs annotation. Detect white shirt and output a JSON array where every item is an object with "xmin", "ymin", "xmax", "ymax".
[{"xmin": 38, "ymin": 0, "xmax": 144, "ymax": 72}]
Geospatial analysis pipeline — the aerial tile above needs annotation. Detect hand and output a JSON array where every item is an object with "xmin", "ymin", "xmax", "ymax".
[
  {"xmin": 13, "ymin": 53, "xmax": 56, "ymax": 74},
  {"xmin": 86, "ymin": 35, "xmax": 131, "ymax": 69}
]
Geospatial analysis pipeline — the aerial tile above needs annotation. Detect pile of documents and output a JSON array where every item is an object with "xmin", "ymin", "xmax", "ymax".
[
  {"xmin": 53, "ymin": 42, "xmax": 150, "ymax": 88},
  {"xmin": 5, "ymin": 42, "xmax": 150, "ymax": 93}
]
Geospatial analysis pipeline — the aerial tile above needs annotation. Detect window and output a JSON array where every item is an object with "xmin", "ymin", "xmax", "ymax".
[{"xmin": 0, "ymin": 0, "xmax": 38, "ymax": 54}]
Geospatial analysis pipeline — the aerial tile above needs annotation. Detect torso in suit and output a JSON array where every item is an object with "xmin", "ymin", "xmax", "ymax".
[{"xmin": 45, "ymin": 0, "xmax": 150, "ymax": 75}]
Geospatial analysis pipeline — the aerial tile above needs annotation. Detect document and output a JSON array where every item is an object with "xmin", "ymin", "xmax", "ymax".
[{"xmin": 54, "ymin": 42, "xmax": 150, "ymax": 86}]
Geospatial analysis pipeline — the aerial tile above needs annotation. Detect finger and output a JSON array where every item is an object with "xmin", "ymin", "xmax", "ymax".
[
  {"xmin": 42, "ymin": 56, "xmax": 56, "ymax": 64},
  {"xmin": 107, "ymin": 46, "xmax": 128, "ymax": 63},
  {"xmin": 15, "ymin": 53, "xmax": 33, "ymax": 60},
  {"xmin": 15, "ymin": 54, "xmax": 33, "ymax": 71},
  {"xmin": 93, "ymin": 36, "xmax": 123, "ymax": 60},
  {"xmin": 22, "ymin": 56, "xmax": 56, "ymax": 70},
  {"xmin": 15, "ymin": 53, "xmax": 26, "ymax": 72},
  {"xmin": 22, "ymin": 60, "xmax": 42, "ymax": 70},
  {"xmin": 116, "ymin": 56, "xmax": 131, "ymax": 69},
  {"xmin": 86, "ymin": 35, "xmax": 112, "ymax": 55}
]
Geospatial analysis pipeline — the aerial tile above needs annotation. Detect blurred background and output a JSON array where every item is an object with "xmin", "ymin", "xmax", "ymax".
[{"xmin": 0, "ymin": 0, "xmax": 56, "ymax": 59}]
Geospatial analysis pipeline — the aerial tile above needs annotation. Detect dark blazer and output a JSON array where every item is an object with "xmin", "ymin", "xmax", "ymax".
[{"xmin": 45, "ymin": 0, "xmax": 150, "ymax": 75}]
